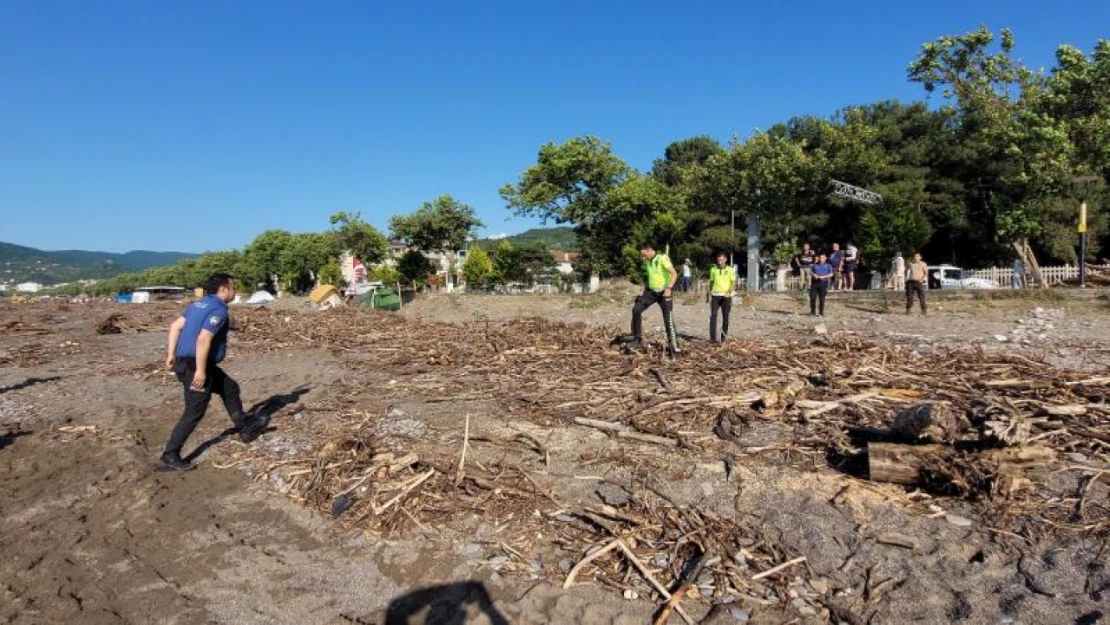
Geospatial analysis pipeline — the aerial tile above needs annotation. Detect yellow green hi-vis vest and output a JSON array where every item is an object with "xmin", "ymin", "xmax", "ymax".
[
  {"xmin": 645, "ymin": 253, "xmax": 673, "ymax": 291},
  {"xmin": 709, "ymin": 265, "xmax": 735, "ymax": 295}
]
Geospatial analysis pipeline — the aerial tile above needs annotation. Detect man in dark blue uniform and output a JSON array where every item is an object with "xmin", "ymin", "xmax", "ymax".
[
  {"xmin": 158, "ymin": 273, "xmax": 265, "ymax": 472},
  {"xmin": 809, "ymin": 253, "xmax": 834, "ymax": 316}
]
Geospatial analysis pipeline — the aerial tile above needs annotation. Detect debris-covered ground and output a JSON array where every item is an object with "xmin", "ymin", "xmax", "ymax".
[{"xmin": 2, "ymin": 290, "xmax": 1109, "ymax": 625}]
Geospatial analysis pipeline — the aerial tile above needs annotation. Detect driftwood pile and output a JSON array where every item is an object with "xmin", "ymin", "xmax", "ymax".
[
  {"xmin": 188, "ymin": 308, "xmax": 1108, "ymax": 613},
  {"xmin": 95, "ymin": 312, "xmax": 158, "ymax": 335}
]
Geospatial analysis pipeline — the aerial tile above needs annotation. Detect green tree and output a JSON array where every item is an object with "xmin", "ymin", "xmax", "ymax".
[
  {"xmin": 389, "ymin": 195, "xmax": 484, "ymax": 255},
  {"xmin": 368, "ymin": 264, "xmax": 402, "ymax": 285},
  {"xmin": 244, "ymin": 229, "xmax": 294, "ymax": 291},
  {"xmin": 330, "ymin": 211, "xmax": 389, "ymax": 264},
  {"xmin": 461, "ymin": 245, "xmax": 494, "ymax": 289},
  {"xmin": 500, "ymin": 136, "xmax": 632, "ymax": 275},
  {"xmin": 491, "ymin": 240, "xmax": 557, "ymax": 285},
  {"xmin": 650, "ymin": 136, "xmax": 724, "ymax": 188},
  {"xmin": 692, "ymin": 132, "xmax": 825, "ymax": 257},
  {"xmin": 317, "ymin": 260, "xmax": 345, "ymax": 288},
  {"xmin": 603, "ymin": 174, "xmax": 686, "ymax": 276},
  {"xmin": 858, "ymin": 200, "xmax": 934, "ymax": 267},
  {"xmin": 908, "ymin": 27, "xmax": 1074, "ymax": 261},
  {"xmin": 279, "ymin": 232, "xmax": 340, "ymax": 294},
  {"xmin": 397, "ymin": 249, "xmax": 434, "ymax": 286},
  {"xmin": 390, "ymin": 195, "xmax": 483, "ymax": 286}
]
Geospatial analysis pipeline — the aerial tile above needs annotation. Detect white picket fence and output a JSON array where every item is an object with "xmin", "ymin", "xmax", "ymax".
[{"xmin": 965, "ymin": 264, "xmax": 1108, "ymax": 287}]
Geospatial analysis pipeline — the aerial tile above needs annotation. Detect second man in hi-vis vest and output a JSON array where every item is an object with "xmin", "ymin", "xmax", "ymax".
[
  {"xmin": 630, "ymin": 243, "xmax": 681, "ymax": 356},
  {"xmin": 706, "ymin": 252, "xmax": 736, "ymax": 343}
]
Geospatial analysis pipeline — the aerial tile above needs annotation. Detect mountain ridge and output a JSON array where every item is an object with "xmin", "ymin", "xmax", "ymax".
[{"xmin": 0, "ymin": 241, "xmax": 197, "ymax": 285}]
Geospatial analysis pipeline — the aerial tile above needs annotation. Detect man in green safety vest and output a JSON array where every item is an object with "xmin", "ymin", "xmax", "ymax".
[
  {"xmin": 706, "ymin": 252, "xmax": 736, "ymax": 343},
  {"xmin": 631, "ymin": 243, "xmax": 680, "ymax": 356}
]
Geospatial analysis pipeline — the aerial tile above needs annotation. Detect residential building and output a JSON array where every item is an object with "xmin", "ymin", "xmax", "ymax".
[{"xmin": 549, "ymin": 250, "xmax": 580, "ymax": 275}]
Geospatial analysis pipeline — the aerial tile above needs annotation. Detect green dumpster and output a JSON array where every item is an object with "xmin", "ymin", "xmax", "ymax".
[{"xmin": 356, "ymin": 286, "xmax": 401, "ymax": 311}]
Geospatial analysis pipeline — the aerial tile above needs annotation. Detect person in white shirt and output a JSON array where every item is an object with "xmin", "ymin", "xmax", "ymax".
[
  {"xmin": 844, "ymin": 243, "xmax": 859, "ymax": 291},
  {"xmin": 890, "ymin": 252, "xmax": 905, "ymax": 291}
]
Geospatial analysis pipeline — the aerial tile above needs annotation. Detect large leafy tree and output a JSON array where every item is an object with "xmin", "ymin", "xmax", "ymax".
[
  {"xmin": 390, "ymin": 195, "xmax": 484, "ymax": 255},
  {"xmin": 692, "ymin": 132, "xmax": 825, "ymax": 257},
  {"xmin": 330, "ymin": 211, "xmax": 389, "ymax": 264},
  {"xmin": 244, "ymin": 229, "xmax": 294, "ymax": 291},
  {"xmin": 500, "ymin": 136, "xmax": 633, "ymax": 275},
  {"xmin": 491, "ymin": 240, "xmax": 556, "ymax": 285},
  {"xmin": 397, "ymin": 249, "xmax": 435, "ymax": 286},
  {"xmin": 908, "ymin": 27, "xmax": 1075, "ymax": 263},
  {"xmin": 603, "ymin": 174, "xmax": 686, "ymax": 276},
  {"xmin": 650, "ymin": 136, "xmax": 724, "ymax": 188},
  {"xmin": 279, "ymin": 232, "xmax": 340, "ymax": 294}
]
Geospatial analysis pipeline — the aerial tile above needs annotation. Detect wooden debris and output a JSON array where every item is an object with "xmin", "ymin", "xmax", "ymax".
[
  {"xmin": 57, "ymin": 425, "xmax": 98, "ymax": 434},
  {"xmin": 1043, "ymin": 404, "xmax": 1087, "ymax": 417},
  {"xmin": 131, "ymin": 306, "xmax": 1106, "ymax": 608},
  {"xmin": 96, "ymin": 313, "xmax": 156, "ymax": 335},
  {"xmin": 868, "ymin": 442, "xmax": 1057, "ymax": 487},
  {"xmin": 876, "ymin": 533, "xmax": 918, "ymax": 550},
  {"xmin": 572, "ymin": 417, "xmax": 679, "ymax": 447},
  {"xmin": 890, "ymin": 402, "xmax": 966, "ymax": 443},
  {"xmin": 652, "ymin": 551, "xmax": 707, "ymax": 625},
  {"xmin": 751, "ymin": 555, "xmax": 807, "ymax": 581},
  {"xmin": 868, "ymin": 443, "xmax": 947, "ymax": 485}
]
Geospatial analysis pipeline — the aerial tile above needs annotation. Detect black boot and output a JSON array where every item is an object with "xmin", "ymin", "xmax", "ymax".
[{"xmin": 156, "ymin": 453, "xmax": 195, "ymax": 472}]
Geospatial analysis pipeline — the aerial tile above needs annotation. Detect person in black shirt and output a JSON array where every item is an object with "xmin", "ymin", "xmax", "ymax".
[{"xmin": 794, "ymin": 243, "xmax": 816, "ymax": 291}]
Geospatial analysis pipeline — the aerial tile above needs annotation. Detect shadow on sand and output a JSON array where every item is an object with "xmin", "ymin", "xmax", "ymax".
[
  {"xmin": 384, "ymin": 581, "xmax": 509, "ymax": 625},
  {"xmin": 0, "ymin": 376, "xmax": 61, "ymax": 395},
  {"xmin": 184, "ymin": 385, "xmax": 311, "ymax": 463}
]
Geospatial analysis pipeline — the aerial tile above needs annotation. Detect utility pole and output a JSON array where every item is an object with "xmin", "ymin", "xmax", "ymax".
[
  {"xmin": 746, "ymin": 190, "xmax": 762, "ymax": 293},
  {"xmin": 747, "ymin": 214, "xmax": 760, "ymax": 292},
  {"xmin": 730, "ymin": 210, "xmax": 735, "ymax": 268}
]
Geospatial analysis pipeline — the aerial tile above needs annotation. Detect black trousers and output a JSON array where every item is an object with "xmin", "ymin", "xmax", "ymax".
[
  {"xmin": 809, "ymin": 280, "xmax": 830, "ymax": 315},
  {"xmin": 631, "ymin": 289, "xmax": 679, "ymax": 353},
  {"xmin": 163, "ymin": 357, "xmax": 245, "ymax": 457},
  {"xmin": 906, "ymin": 280, "xmax": 927, "ymax": 313},
  {"xmin": 709, "ymin": 295, "xmax": 731, "ymax": 342}
]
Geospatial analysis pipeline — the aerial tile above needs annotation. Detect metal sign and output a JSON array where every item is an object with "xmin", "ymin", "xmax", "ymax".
[{"xmin": 830, "ymin": 179, "xmax": 882, "ymax": 205}]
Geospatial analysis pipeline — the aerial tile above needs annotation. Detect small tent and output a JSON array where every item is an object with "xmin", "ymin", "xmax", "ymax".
[
  {"xmin": 246, "ymin": 290, "xmax": 275, "ymax": 305},
  {"xmin": 308, "ymin": 284, "xmax": 344, "ymax": 310},
  {"xmin": 356, "ymin": 286, "xmax": 401, "ymax": 311}
]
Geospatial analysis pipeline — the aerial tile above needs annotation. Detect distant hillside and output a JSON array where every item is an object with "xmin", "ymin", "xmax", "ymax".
[
  {"xmin": 477, "ymin": 227, "xmax": 578, "ymax": 251},
  {"xmin": 0, "ymin": 241, "xmax": 196, "ymax": 285}
]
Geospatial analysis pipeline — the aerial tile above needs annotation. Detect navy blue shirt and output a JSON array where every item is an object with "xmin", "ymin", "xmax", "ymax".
[
  {"xmin": 829, "ymin": 251, "xmax": 844, "ymax": 268},
  {"xmin": 176, "ymin": 295, "xmax": 230, "ymax": 363},
  {"xmin": 812, "ymin": 262, "xmax": 834, "ymax": 281}
]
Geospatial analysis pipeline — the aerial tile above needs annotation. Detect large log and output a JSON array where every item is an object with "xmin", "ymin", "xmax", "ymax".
[
  {"xmin": 867, "ymin": 443, "xmax": 948, "ymax": 484},
  {"xmin": 867, "ymin": 442, "xmax": 1058, "ymax": 485}
]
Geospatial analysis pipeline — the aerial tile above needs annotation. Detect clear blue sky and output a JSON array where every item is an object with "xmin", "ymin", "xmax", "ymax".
[{"xmin": 1, "ymin": 0, "xmax": 1106, "ymax": 253}]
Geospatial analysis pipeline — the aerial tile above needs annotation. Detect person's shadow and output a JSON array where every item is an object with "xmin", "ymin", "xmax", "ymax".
[
  {"xmin": 184, "ymin": 385, "xmax": 311, "ymax": 462},
  {"xmin": 385, "ymin": 582, "xmax": 509, "ymax": 625},
  {"xmin": 0, "ymin": 430, "xmax": 30, "ymax": 452},
  {"xmin": 0, "ymin": 376, "xmax": 61, "ymax": 395}
]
